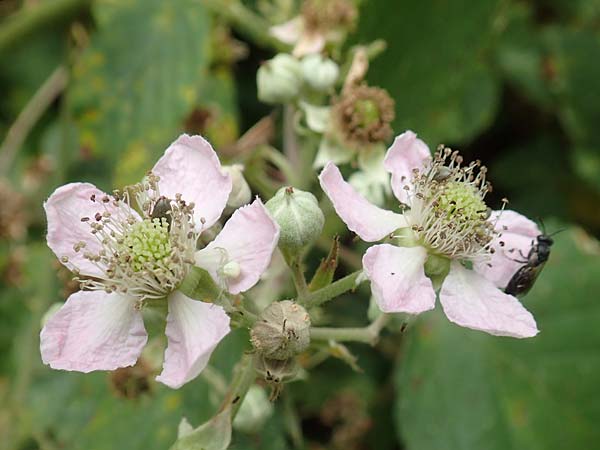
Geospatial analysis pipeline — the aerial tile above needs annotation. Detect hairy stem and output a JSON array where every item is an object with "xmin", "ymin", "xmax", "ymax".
[
  {"xmin": 301, "ymin": 269, "xmax": 363, "ymax": 308},
  {"xmin": 289, "ymin": 255, "xmax": 310, "ymax": 301},
  {"xmin": 218, "ymin": 353, "xmax": 256, "ymax": 420},
  {"xmin": 310, "ymin": 314, "xmax": 389, "ymax": 345}
]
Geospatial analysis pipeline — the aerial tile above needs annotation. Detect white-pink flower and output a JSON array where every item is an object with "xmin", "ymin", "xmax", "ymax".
[
  {"xmin": 319, "ymin": 130, "xmax": 540, "ymax": 338},
  {"xmin": 41, "ymin": 134, "xmax": 279, "ymax": 388}
]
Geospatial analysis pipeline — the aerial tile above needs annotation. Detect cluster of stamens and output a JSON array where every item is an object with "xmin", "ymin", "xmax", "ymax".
[
  {"xmin": 399, "ymin": 145, "xmax": 506, "ymax": 261},
  {"xmin": 66, "ymin": 173, "xmax": 197, "ymax": 301}
]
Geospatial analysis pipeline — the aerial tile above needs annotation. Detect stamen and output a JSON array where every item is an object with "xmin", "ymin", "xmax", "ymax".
[{"xmin": 72, "ymin": 174, "xmax": 198, "ymax": 301}]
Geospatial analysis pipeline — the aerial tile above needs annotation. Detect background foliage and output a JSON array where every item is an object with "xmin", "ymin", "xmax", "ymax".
[{"xmin": 1, "ymin": 0, "xmax": 599, "ymax": 449}]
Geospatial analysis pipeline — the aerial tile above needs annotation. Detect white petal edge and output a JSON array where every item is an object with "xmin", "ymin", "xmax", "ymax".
[
  {"xmin": 362, "ymin": 244, "xmax": 436, "ymax": 314},
  {"xmin": 383, "ymin": 130, "xmax": 431, "ymax": 204},
  {"xmin": 156, "ymin": 291, "xmax": 230, "ymax": 389},
  {"xmin": 319, "ymin": 162, "xmax": 407, "ymax": 242},
  {"xmin": 152, "ymin": 134, "xmax": 232, "ymax": 233},
  {"xmin": 440, "ymin": 262, "xmax": 539, "ymax": 338},
  {"xmin": 40, "ymin": 291, "xmax": 147, "ymax": 371}
]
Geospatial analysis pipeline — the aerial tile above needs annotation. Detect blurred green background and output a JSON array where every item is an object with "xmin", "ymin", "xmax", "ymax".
[{"xmin": 1, "ymin": 0, "xmax": 599, "ymax": 449}]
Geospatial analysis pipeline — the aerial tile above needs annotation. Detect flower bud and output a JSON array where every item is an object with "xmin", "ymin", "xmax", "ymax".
[
  {"xmin": 257, "ymin": 54, "xmax": 303, "ymax": 104},
  {"xmin": 222, "ymin": 164, "xmax": 251, "ymax": 209},
  {"xmin": 301, "ymin": 54, "xmax": 339, "ymax": 92},
  {"xmin": 253, "ymin": 354, "xmax": 299, "ymax": 400},
  {"xmin": 233, "ymin": 385, "xmax": 274, "ymax": 433},
  {"xmin": 265, "ymin": 187, "xmax": 324, "ymax": 254},
  {"xmin": 250, "ymin": 300, "xmax": 311, "ymax": 360}
]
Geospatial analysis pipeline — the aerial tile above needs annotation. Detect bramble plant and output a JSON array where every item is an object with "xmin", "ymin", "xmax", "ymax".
[{"xmin": 35, "ymin": 1, "xmax": 555, "ymax": 449}]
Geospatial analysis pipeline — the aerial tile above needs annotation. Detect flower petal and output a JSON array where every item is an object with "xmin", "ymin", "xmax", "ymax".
[
  {"xmin": 195, "ymin": 199, "xmax": 279, "ymax": 294},
  {"xmin": 152, "ymin": 134, "xmax": 232, "ymax": 232},
  {"xmin": 45, "ymin": 183, "xmax": 136, "ymax": 277},
  {"xmin": 440, "ymin": 262, "xmax": 539, "ymax": 338},
  {"xmin": 362, "ymin": 244, "xmax": 436, "ymax": 314},
  {"xmin": 293, "ymin": 32, "xmax": 326, "ymax": 57},
  {"xmin": 270, "ymin": 17, "xmax": 303, "ymax": 44},
  {"xmin": 156, "ymin": 291, "xmax": 230, "ymax": 389},
  {"xmin": 319, "ymin": 162, "xmax": 407, "ymax": 242},
  {"xmin": 473, "ymin": 210, "xmax": 541, "ymax": 288},
  {"xmin": 383, "ymin": 130, "xmax": 431, "ymax": 204},
  {"xmin": 40, "ymin": 291, "xmax": 147, "ymax": 371}
]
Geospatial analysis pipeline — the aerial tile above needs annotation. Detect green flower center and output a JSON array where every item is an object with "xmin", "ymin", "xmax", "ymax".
[
  {"xmin": 435, "ymin": 181, "xmax": 487, "ymax": 225},
  {"xmin": 354, "ymin": 99, "xmax": 380, "ymax": 128},
  {"xmin": 120, "ymin": 218, "xmax": 172, "ymax": 272}
]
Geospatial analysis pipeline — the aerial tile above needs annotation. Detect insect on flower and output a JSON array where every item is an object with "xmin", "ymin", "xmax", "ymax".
[{"xmin": 504, "ymin": 228, "xmax": 561, "ymax": 297}]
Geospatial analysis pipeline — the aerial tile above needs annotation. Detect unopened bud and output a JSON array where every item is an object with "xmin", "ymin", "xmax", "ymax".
[
  {"xmin": 253, "ymin": 354, "xmax": 299, "ymax": 400},
  {"xmin": 251, "ymin": 300, "xmax": 311, "ymax": 360},
  {"xmin": 301, "ymin": 54, "xmax": 339, "ymax": 92},
  {"xmin": 223, "ymin": 164, "xmax": 251, "ymax": 208},
  {"xmin": 257, "ymin": 54, "xmax": 303, "ymax": 104},
  {"xmin": 265, "ymin": 187, "xmax": 324, "ymax": 254}
]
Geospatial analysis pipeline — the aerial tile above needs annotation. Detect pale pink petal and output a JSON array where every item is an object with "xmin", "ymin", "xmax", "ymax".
[
  {"xmin": 152, "ymin": 134, "xmax": 232, "ymax": 232},
  {"xmin": 383, "ymin": 130, "xmax": 431, "ymax": 204},
  {"xmin": 473, "ymin": 210, "xmax": 541, "ymax": 288},
  {"xmin": 362, "ymin": 244, "xmax": 436, "ymax": 314},
  {"xmin": 40, "ymin": 291, "xmax": 147, "ymax": 371},
  {"xmin": 270, "ymin": 17, "xmax": 303, "ymax": 44},
  {"xmin": 45, "ymin": 183, "xmax": 137, "ymax": 277},
  {"xmin": 319, "ymin": 162, "xmax": 407, "ymax": 242},
  {"xmin": 293, "ymin": 32, "xmax": 326, "ymax": 57},
  {"xmin": 156, "ymin": 291, "xmax": 230, "ymax": 389},
  {"xmin": 195, "ymin": 199, "xmax": 279, "ymax": 295},
  {"xmin": 440, "ymin": 262, "xmax": 538, "ymax": 338}
]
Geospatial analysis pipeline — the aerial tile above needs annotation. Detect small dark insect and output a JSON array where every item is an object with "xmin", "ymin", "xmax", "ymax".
[
  {"xmin": 505, "ymin": 231, "xmax": 558, "ymax": 297},
  {"xmin": 150, "ymin": 196, "xmax": 172, "ymax": 228}
]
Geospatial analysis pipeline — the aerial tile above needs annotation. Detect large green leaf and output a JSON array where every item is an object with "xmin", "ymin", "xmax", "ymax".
[
  {"xmin": 68, "ymin": 0, "xmax": 211, "ymax": 186},
  {"xmin": 395, "ymin": 226, "xmax": 600, "ymax": 450},
  {"xmin": 353, "ymin": 0, "xmax": 501, "ymax": 145}
]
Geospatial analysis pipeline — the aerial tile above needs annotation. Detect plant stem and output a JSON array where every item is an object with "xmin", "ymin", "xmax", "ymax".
[
  {"xmin": 0, "ymin": 66, "xmax": 68, "ymax": 174},
  {"xmin": 310, "ymin": 314, "xmax": 389, "ymax": 345},
  {"xmin": 289, "ymin": 255, "xmax": 309, "ymax": 301},
  {"xmin": 301, "ymin": 269, "xmax": 363, "ymax": 308},
  {"xmin": 202, "ymin": 0, "xmax": 290, "ymax": 52},
  {"xmin": 218, "ymin": 353, "xmax": 256, "ymax": 420},
  {"xmin": 0, "ymin": 0, "xmax": 91, "ymax": 55}
]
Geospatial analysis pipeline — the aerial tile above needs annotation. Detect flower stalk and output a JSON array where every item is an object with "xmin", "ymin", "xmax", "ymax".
[
  {"xmin": 310, "ymin": 314, "xmax": 389, "ymax": 345},
  {"xmin": 301, "ymin": 269, "xmax": 363, "ymax": 308}
]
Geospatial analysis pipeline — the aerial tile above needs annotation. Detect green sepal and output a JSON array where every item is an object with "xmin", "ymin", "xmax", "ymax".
[
  {"xmin": 178, "ymin": 266, "xmax": 222, "ymax": 302},
  {"xmin": 308, "ymin": 236, "xmax": 339, "ymax": 292},
  {"xmin": 424, "ymin": 253, "xmax": 451, "ymax": 291},
  {"xmin": 170, "ymin": 408, "xmax": 232, "ymax": 450}
]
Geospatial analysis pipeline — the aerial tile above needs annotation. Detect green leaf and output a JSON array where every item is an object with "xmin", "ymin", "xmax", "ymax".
[
  {"xmin": 395, "ymin": 226, "xmax": 600, "ymax": 450},
  {"xmin": 67, "ymin": 0, "xmax": 211, "ymax": 186},
  {"xmin": 309, "ymin": 235, "xmax": 339, "ymax": 291},
  {"xmin": 170, "ymin": 408, "xmax": 232, "ymax": 450},
  {"xmin": 353, "ymin": 0, "xmax": 501, "ymax": 145}
]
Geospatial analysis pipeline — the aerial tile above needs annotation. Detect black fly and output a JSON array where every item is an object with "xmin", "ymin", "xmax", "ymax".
[
  {"xmin": 504, "ymin": 229, "xmax": 560, "ymax": 297},
  {"xmin": 150, "ymin": 196, "xmax": 173, "ymax": 229}
]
